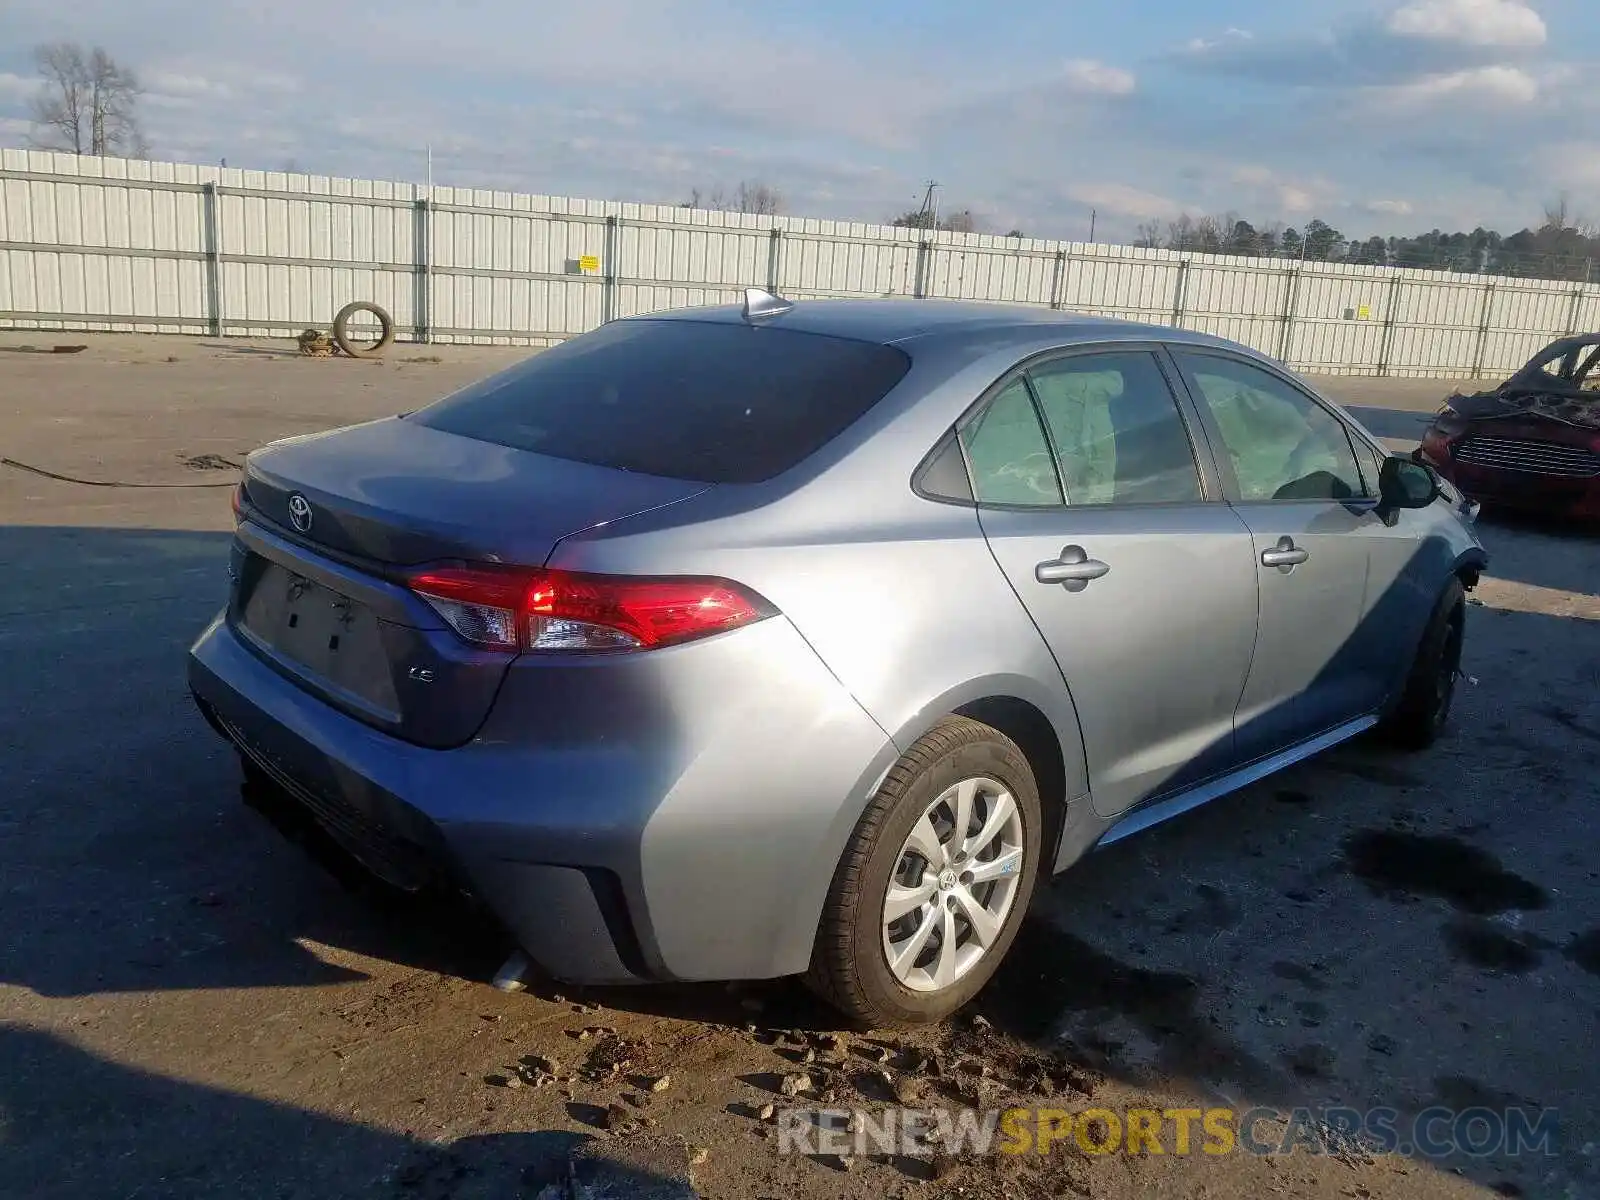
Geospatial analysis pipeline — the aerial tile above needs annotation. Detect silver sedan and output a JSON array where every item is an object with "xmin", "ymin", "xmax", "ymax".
[{"xmin": 189, "ymin": 292, "xmax": 1487, "ymax": 1027}]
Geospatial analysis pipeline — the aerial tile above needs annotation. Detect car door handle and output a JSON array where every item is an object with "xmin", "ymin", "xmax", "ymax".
[
  {"xmin": 1035, "ymin": 545, "xmax": 1111, "ymax": 591},
  {"xmin": 1260, "ymin": 537, "xmax": 1310, "ymax": 570}
]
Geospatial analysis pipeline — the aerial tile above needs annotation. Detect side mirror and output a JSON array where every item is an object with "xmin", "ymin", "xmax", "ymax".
[{"xmin": 1378, "ymin": 455, "xmax": 1440, "ymax": 515}]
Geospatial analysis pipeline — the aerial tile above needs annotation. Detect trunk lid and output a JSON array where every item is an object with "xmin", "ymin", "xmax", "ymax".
[
  {"xmin": 242, "ymin": 416, "xmax": 710, "ymax": 566},
  {"xmin": 231, "ymin": 417, "xmax": 711, "ymax": 748}
]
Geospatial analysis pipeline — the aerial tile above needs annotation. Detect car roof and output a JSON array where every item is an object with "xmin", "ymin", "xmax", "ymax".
[{"xmin": 626, "ymin": 297, "xmax": 1243, "ymax": 353}]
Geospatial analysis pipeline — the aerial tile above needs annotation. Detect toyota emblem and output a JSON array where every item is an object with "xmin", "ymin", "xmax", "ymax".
[{"xmin": 287, "ymin": 493, "xmax": 314, "ymax": 534}]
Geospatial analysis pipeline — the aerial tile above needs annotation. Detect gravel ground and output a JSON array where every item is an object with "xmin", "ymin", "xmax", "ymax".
[{"xmin": 2, "ymin": 332, "xmax": 1597, "ymax": 1200}]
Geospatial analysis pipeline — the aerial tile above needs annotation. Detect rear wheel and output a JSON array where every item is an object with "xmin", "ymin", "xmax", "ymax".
[
  {"xmin": 1380, "ymin": 578, "xmax": 1466, "ymax": 750},
  {"xmin": 806, "ymin": 717, "xmax": 1043, "ymax": 1027}
]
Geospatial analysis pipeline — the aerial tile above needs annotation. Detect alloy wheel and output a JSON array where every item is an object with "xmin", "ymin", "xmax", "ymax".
[{"xmin": 881, "ymin": 776, "xmax": 1025, "ymax": 993}]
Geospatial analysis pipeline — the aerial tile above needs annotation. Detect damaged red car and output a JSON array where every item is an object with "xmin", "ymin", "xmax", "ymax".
[{"xmin": 1420, "ymin": 334, "xmax": 1600, "ymax": 520}]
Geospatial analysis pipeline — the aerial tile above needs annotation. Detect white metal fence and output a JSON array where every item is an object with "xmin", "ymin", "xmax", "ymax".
[{"xmin": 5, "ymin": 148, "xmax": 1598, "ymax": 378}]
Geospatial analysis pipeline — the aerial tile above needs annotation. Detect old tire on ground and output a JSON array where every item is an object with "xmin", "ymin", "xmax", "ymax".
[
  {"xmin": 1380, "ymin": 577, "xmax": 1466, "ymax": 751},
  {"xmin": 331, "ymin": 301, "xmax": 395, "ymax": 358},
  {"xmin": 806, "ymin": 716, "xmax": 1043, "ymax": 1028}
]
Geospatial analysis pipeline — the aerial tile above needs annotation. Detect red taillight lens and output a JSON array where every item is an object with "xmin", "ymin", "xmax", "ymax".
[
  {"xmin": 406, "ymin": 566, "xmax": 771, "ymax": 653},
  {"xmin": 231, "ymin": 481, "xmax": 246, "ymax": 524}
]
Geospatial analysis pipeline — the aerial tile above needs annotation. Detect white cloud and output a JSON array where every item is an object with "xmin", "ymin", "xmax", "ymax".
[
  {"xmin": 1061, "ymin": 59, "xmax": 1136, "ymax": 96},
  {"xmin": 0, "ymin": 72, "xmax": 36, "ymax": 105},
  {"xmin": 1390, "ymin": 64, "xmax": 1540, "ymax": 103},
  {"xmin": 1227, "ymin": 165, "xmax": 1332, "ymax": 217},
  {"xmin": 146, "ymin": 71, "xmax": 233, "ymax": 98},
  {"xmin": 1366, "ymin": 199, "xmax": 1417, "ymax": 216},
  {"xmin": 1386, "ymin": 0, "xmax": 1546, "ymax": 48},
  {"xmin": 1065, "ymin": 183, "xmax": 1184, "ymax": 221},
  {"xmin": 1279, "ymin": 186, "xmax": 1316, "ymax": 214},
  {"xmin": 1185, "ymin": 28, "xmax": 1253, "ymax": 53}
]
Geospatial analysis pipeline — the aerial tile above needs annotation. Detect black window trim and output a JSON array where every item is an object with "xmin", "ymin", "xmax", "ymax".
[
  {"xmin": 910, "ymin": 429, "xmax": 977, "ymax": 506},
  {"xmin": 1162, "ymin": 344, "xmax": 1383, "ymax": 509},
  {"xmin": 913, "ymin": 340, "xmax": 1226, "ymax": 512}
]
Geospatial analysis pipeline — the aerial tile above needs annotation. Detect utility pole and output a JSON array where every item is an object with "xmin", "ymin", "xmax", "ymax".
[
  {"xmin": 426, "ymin": 144, "xmax": 433, "ymax": 193},
  {"xmin": 917, "ymin": 180, "xmax": 940, "ymax": 232},
  {"xmin": 1089, "ymin": 209, "xmax": 1097, "ymax": 243}
]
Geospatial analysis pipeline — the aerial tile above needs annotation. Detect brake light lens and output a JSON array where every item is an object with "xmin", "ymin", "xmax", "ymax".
[
  {"xmin": 406, "ymin": 566, "xmax": 772, "ymax": 653},
  {"xmin": 231, "ymin": 481, "xmax": 246, "ymax": 525}
]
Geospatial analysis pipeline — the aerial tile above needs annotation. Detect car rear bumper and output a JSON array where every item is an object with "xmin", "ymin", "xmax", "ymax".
[{"xmin": 188, "ymin": 609, "xmax": 896, "ymax": 986}]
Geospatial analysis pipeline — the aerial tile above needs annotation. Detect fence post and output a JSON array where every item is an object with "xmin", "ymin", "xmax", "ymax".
[
  {"xmin": 412, "ymin": 197, "xmax": 431, "ymax": 344},
  {"xmin": 603, "ymin": 215, "xmax": 620, "ymax": 324},
  {"xmin": 1171, "ymin": 260, "xmax": 1190, "ymax": 328},
  {"xmin": 1377, "ymin": 274, "xmax": 1404, "ymax": 377},
  {"xmin": 1471, "ymin": 280, "xmax": 1496, "ymax": 379},
  {"xmin": 201, "ymin": 182, "xmax": 223, "ymax": 337},
  {"xmin": 1277, "ymin": 266, "xmax": 1301, "ymax": 363},
  {"xmin": 766, "ymin": 227, "xmax": 784, "ymax": 294},
  {"xmin": 1565, "ymin": 284, "xmax": 1585, "ymax": 336},
  {"xmin": 1048, "ymin": 249, "xmax": 1067, "ymax": 310},
  {"xmin": 914, "ymin": 238, "xmax": 933, "ymax": 299}
]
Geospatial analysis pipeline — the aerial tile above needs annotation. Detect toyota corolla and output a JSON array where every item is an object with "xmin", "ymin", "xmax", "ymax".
[{"xmin": 189, "ymin": 294, "xmax": 1486, "ymax": 1026}]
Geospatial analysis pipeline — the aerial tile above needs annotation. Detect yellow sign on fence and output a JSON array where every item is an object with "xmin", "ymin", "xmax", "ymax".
[{"xmin": 579, "ymin": 255, "xmax": 601, "ymax": 273}]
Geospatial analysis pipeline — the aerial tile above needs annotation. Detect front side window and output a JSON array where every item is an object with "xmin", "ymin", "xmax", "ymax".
[
  {"xmin": 959, "ymin": 379, "xmax": 1063, "ymax": 507},
  {"xmin": 1176, "ymin": 354, "xmax": 1364, "ymax": 502},
  {"xmin": 1026, "ymin": 352, "xmax": 1203, "ymax": 505}
]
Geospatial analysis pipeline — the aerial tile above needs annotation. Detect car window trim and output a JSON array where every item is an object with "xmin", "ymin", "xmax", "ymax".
[
  {"xmin": 926, "ymin": 341, "xmax": 1227, "ymax": 513},
  {"xmin": 1163, "ymin": 344, "xmax": 1382, "ymax": 509},
  {"xmin": 951, "ymin": 373, "xmax": 1067, "ymax": 511}
]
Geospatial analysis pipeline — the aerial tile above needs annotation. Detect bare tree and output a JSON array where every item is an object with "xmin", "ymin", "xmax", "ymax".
[
  {"xmin": 1542, "ymin": 193, "xmax": 1574, "ymax": 233},
  {"xmin": 1541, "ymin": 193, "xmax": 1598, "ymax": 240},
  {"xmin": 1191, "ymin": 214, "xmax": 1225, "ymax": 253},
  {"xmin": 680, "ymin": 180, "xmax": 784, "ymax": 216},
  {"xmin": 30, "ymin": 43, "xmax": 148, "ymax": 158},
  {"xmin": 733, "ymin": 180, "xmax": 783, "ymax": 216},
  {"xmin": 892, "ymin": 207, "xmax": 981, "ymax": 234},
  {"xmin": 1132, "ymin": 221, "xmax": 1164, "ymax": 249},
  {"xmin": 1164, "ymin": 214, "xmax": 1197, "ymax": 251}
]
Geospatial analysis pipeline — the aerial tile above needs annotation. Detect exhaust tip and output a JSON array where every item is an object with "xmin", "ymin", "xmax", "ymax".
[{"xmin": 492, "ymin": 949, "xmax": 533, "ymax": 992}]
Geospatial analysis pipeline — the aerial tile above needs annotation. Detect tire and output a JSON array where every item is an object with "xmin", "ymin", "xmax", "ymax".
[
  {"xmin": 331, "ymin": 301, "xmax": 395, "ymax": 358},
  {"xmin": 1380, "ymin": 577, "xmax": 1466, "ymax": 751},
  {"xmin": 806, "ymin": 716, "xmax": 1044, "ymax": 1028}
]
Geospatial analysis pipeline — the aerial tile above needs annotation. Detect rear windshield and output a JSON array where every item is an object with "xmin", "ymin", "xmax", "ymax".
[{"xmin": 408, "ymin": 319, "xmax": 912, "ymax": 484}]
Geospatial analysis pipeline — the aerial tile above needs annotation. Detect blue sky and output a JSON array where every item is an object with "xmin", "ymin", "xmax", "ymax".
[{"xmin": 1, "ymin": 0, "xmax": 1595, "ymax": 242}]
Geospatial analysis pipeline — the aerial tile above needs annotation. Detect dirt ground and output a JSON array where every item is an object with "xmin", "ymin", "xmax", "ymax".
[{"xmin": 2, "ymin": 331, "xmax": 1598, "ymax": 1200}]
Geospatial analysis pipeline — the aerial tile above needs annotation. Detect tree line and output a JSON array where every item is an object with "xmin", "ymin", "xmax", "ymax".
[{"xmin": 1134, "ymin": 199, "xmax": 1600, "ymax": 283}]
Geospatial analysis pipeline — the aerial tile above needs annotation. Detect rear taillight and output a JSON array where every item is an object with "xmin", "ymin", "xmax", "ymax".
[
  {"xmin": 406, "ymin": 566, "xmax": 772, "ymax": 653},
  {"xmin": 231, "ymin": 481, "xmax": 246, "ymax": 524}
]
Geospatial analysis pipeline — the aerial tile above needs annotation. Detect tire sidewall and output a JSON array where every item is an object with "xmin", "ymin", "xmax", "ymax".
[
  {"xmin": 847, "ymin": 735, "xmax": 1043, "ymax": 1025},
  {"xmin": 1386, "ymin": 577, "xmax": 1466, "ymax": 747}
]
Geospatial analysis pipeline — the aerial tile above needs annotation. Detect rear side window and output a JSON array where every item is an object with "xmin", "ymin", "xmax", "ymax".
[
  {"xmin": 409, "ymin": 320, "xmax": 912, "ymax": 484},
  {"xmin": 959, "ymin": 380, "xmax": 1064, "ymax": 507}
]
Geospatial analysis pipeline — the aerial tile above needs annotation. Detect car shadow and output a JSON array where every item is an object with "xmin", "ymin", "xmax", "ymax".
[{"xmin": 1, "ymin": 1025, "xmax": 692, "ymax": 1200}]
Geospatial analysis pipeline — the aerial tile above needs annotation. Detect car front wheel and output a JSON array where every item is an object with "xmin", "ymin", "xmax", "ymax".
[
  {"xmin": 806, "ymin": 716, "xmax": 1043, "ymax": 1027},
  {"xmin": 1381, "ymin": 577, "xmax": 1466, "ymax": 750}
]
